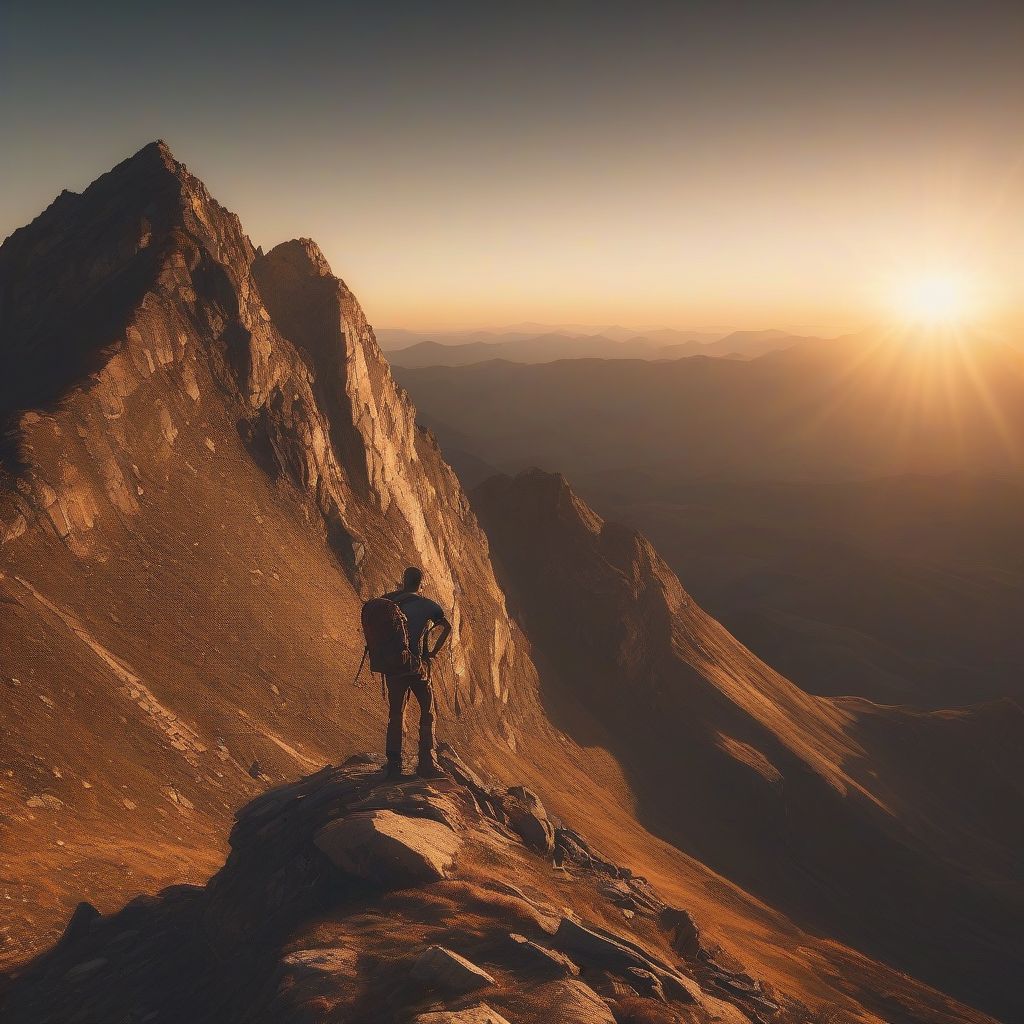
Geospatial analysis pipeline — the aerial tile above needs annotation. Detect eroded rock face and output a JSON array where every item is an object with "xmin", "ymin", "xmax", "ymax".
[{"xmin": 0, "ymin": 140, "xmax": 526, "ymax": 711}]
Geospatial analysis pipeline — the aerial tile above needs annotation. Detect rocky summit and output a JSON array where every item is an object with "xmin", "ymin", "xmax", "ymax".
[{"xmin": 0, "ymin": 748, "xmax": 785, "ymax": 1024}]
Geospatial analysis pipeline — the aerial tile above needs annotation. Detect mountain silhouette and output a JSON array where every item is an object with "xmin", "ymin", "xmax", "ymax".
[{"xmin": 384, "ymin": 328, "xmax": 811, "ymax": 368}]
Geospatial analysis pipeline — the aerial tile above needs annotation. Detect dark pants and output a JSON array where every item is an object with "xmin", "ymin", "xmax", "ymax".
[{"xmin": 385, "ymin": 672, "xmax": 435, "ymax": 765}]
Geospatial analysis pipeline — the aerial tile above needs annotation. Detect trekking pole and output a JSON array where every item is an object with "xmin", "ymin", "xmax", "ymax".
[{"xmin": 352, "ymin": 647, "xmax": 367, "ymax": 688}]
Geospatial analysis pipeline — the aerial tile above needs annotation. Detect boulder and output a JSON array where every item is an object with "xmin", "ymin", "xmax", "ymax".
[
  {"xmin": 503, "ymin": 786, "xmax": 555, "ymax": 855},
  {"xmin": 314, "ymin": 810, "xmax": 460, "ymax": 887},
  {"xmin": 531, "ymin": 980, "xmax": 616, "ymax": 1023},
  {"xmin": 660, "ymin": 906, "xmax": 703, "ymax": 957},
  {"xmin": 504, "ymin": 932, "xmax": 579, "ymax": 977},
  {"xmin": 412, "ymin": 1005, "xmax": 512, "ymax": 1024},
  {"xmin": 410, "ymin": 945, "xmax": 495, "ymax": 993}
]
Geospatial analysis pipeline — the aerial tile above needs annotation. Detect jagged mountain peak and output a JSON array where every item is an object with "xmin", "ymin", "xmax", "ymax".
[
  {"xmin": 476, "ymin": 470, "xmax": 667, "ymax": 593},
  {"xmin": 0, "ymin": 139, "xmax": 252, "ymax": 421},
  {"xmin": 113, "ymin": 138, "xmax": 177, "ymax": 174},
  {"xmin": 0, "ymin": 141, "xmax": 530, "ymax": 718},
  {"xmin": 265, "ymin": 236, "xmax": 334, "ymax": 278}
]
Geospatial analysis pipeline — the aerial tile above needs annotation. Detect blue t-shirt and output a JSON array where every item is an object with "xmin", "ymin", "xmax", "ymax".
[{"xmin": 385, "ymin": 591, "xmax": 446, "ymax": 654}]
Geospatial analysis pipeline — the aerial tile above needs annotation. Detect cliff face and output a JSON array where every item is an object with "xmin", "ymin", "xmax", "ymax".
[
  {"xmin": 0, "ymin": 143, "xmax": 532, "ymax": 963},
  {"xmin": 0, "ymin": 143, "xmax": 1008, "ymax": 1023},
  {"xmin": 473, "ymin": 469, "xmax": 1024, "ymax": 1020},
  {"xmin": 0, "ymin": 143, "xmax": 515, "ymax": 704}
]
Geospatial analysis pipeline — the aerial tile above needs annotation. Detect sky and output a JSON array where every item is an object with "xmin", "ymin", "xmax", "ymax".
[{"xmin": 2, "ymin": 1, "xmax": 1022, "ymax": 332}]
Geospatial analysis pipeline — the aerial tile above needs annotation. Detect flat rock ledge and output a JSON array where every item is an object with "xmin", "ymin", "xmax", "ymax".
[{"xmin": 315, "ymin": 808, "xmax": 461, "ymax": 887}]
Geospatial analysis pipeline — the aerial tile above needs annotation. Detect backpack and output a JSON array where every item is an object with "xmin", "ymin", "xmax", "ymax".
[{"xmin": 360, "ymin": 595, "xmax": 418, "ymax": 675}]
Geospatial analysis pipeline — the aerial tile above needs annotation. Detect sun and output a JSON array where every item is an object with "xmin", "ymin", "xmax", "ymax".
[{"xmin": 894, "ymin": 271, "xmax": 976, "ymax": 328}]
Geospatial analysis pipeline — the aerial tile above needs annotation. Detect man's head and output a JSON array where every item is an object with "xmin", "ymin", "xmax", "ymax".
[{"xmin": 402, "ymin": 566, "xmax": 423, "ymax": 592}]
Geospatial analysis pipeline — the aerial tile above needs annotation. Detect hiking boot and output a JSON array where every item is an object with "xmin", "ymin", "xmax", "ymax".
[{"xmin": 416, "ymin": 757, "xmax": 445, "ymax": 779}]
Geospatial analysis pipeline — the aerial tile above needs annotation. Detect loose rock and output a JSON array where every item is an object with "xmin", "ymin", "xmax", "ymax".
[
  {"xmin": 410, "ymin": 945, "xmax": 496, "ymax": 993},
  {"xmin": 504, "ymin": 932, "xmax": 579, "ymax": 977},
  {"xmin": 315, "ymin": 809, "xmax": 460, "ymax": 887},
  {"xmin": 503, "ymin": 786, "xmax": 555, "ymax": 855},
  {"xmin": 412, "ymin": 1005, "xmax": 512, "ymax": 1024}
]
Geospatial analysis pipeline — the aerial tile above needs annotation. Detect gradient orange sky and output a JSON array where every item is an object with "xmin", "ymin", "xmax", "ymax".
[{"xmin": 2, "ymin": 2, "xmax": 1022, "ymax": 332}]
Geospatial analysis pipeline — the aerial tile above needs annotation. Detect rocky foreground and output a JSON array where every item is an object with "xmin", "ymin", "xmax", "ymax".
[{"xmin": 0, "ymin": 748, "xmax": 791, "ymax": 1024}]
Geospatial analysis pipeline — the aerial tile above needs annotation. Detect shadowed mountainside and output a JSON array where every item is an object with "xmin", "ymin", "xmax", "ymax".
[
  {"xmin": 582, "ymin": 474, "xmax": 1024, "ymax": 707},
  {"xmin": 473, "ymin": 469, "xmax": 1024, "ymax": 1019}
]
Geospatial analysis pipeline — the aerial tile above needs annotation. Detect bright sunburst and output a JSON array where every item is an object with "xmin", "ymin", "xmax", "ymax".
[{"xmin": 895, "ymin": 271, "xmax": 976, "ymax": 328}]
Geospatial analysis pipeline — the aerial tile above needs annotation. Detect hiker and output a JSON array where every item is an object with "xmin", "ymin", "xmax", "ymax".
[{"xmin": 361, "ymin": 566, "xmax": 452, "ymax": 778}]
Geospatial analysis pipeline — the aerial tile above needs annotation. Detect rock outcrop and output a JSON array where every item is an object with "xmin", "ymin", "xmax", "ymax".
[
  {"xmin": 315, "ymin": 808, "xmax": 462, "ymax": 886},
  {"xmin": 501, "ymin": 786, "xmax": 555, "ymax": 855},
  {"xmin": 410, "ymin": 945, "xmax": 496, "ymax": 993},
  {"xmin": 0, "ymin": 753, "xmax": 784, "ymax": 1024}
]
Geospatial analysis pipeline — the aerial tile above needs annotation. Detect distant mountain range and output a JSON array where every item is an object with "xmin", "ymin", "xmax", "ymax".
[
  {"xmin": 395, "ymin": 331, "xmax": 1024, "ymax": 710},
  {"xmin": 379, "ymin": 326, "xmax": 824, "ymax": 367}
]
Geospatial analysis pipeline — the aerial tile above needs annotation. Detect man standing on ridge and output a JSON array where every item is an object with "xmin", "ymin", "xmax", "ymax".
[{"xmin": 378, "ymin": 566, "xmax": 452, "ymax": 779}]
